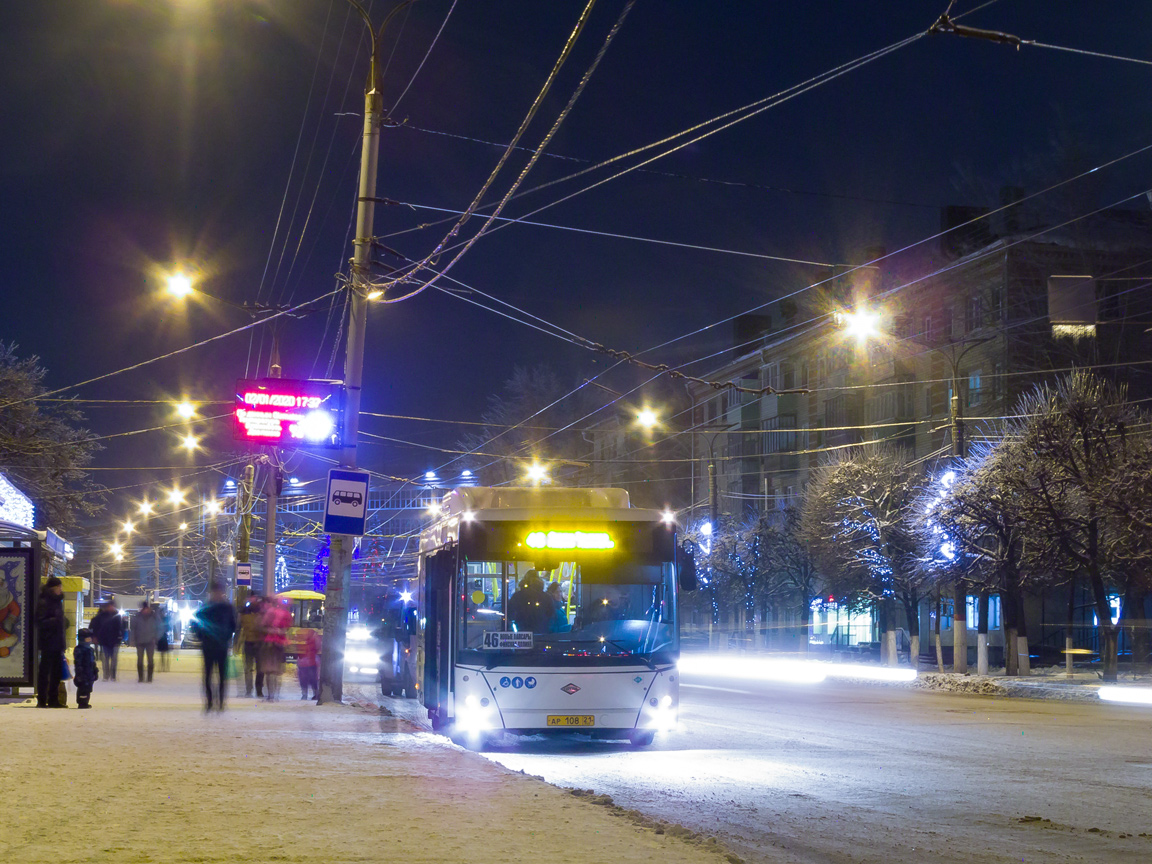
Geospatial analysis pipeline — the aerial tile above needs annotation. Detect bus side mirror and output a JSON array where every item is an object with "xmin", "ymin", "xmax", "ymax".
[{"xmin": 677, "ymin": 542, "xmax": 698, "ymax": 592}]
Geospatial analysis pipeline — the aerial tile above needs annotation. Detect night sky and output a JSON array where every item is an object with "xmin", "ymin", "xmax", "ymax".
[{"xmin": 4, "ymin": 1, "xmax": 1152, "ymax": 540}]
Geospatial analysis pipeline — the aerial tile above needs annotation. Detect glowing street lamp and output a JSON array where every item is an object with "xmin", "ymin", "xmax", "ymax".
[
  {"xmin": 138, "ymin": 499, "xmax": 154, "ymax": 517},
  {"xmin": 837, "ymin": 307, "xmax": 881, "ymax": 341},
  {"xmin": 178, "ymin": 522, "xmax": 188, "ymax": 532},
  {"xmin": 167, "ymin": 486, "xmax": 186, "ymax": 507},
  {"xmin": 175, "ymin": 401, "xmax": 197, "ymax": 419},
  {"xmin": 180, "ymin": 433, "xmax": 199, "ymax": 452},
  {"xmin": 167, "ymin": 272, "xmax": 194, "ymax": 298},
  {"xmin": 108, "ymin": 541, "xmax": 123, "ymax": 556},
  {"xmin": 122, "ymin": 520, "xmax": 135, "ymax": 536},
  {"xmin": 636, "ymin": 407, "xmax": 659, "ymax": 430},
  {"xmin": 524, "ymin": 461, "xmax": 549, "ymax": 485}
]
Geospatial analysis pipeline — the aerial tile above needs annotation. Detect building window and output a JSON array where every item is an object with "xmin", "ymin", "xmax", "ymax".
[
  {"xmin": 800, "ymin": 362, "xmax": 810, "ymax": 389},
  {"xmin": 763, "ymin": 414, "xmax": 797, "ymax": 453},
  {"xmin": 966, "ymin": 295, "xmax": 985, "ymax": 333},
  {"xmin": 966, "ymin": 595, "xmax": 1002, "ymax": 630},
  {"xmin": 763, "ymin": 363, "xmax": 779, "ymax": 393},
  {"xmin": 967, "ymin": 369, "xmax": 982, "ymax": 408},
  {"xmin": 922, "ymin": 315, "xmax": 932, "ymax": 340}
]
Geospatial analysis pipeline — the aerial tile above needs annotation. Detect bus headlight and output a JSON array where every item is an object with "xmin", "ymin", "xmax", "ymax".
[
  {"xmin": 456, "ymin": 694, "xmax": 494, "ymax": 733},
  {"xmin": 643, "ymin": 695, "xmax": 677, "ymax": 732}
]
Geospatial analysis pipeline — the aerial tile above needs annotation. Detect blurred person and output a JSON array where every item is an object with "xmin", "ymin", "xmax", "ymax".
[
  {"xmin": 35, "ymin": 576, "xmax": 66, "ymax": 708},
  {"xmin": 260, "ymin": 596, "xmax": 291, "ymax": 701},
  {"xmin": 507, "ymin": 570, "xmax": 555, "ymax": 634},
  {"xmin": 546, "ymin": 582, "xmax": 570, "ymax": 632},
  {"xmin": 156, "ymin": 608, "xmax": 170, "ymax": 672},
  {"xmin": 297, "ymin": 627, "xmax": 319, "ymax": 700},
  {"xmin": 72, "ymin": 627, "xmax": 98, "ymax": 709},
  {"xmin": 131, "ymin": 600, "xmax": 162, "ymax": 683},
  {"xmin": 238, "ymin": 595, "xmax": 266, "ymax": 698},
  {"xmin": 90, "ymin": 601, "xmax": 124, "ymax": 681},
  {"xmin": 191, "ymin": 581, "xmax": 238, "ymax": 712}
]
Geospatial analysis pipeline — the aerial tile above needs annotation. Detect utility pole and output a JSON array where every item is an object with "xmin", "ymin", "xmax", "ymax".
[
  {"xmin": 177, "ymin": 530, "xmax": 184, "ymax": 604},
  {"xmin": 154, "ymin": 546, "xmax": 161, "ymax": 598},
  {"xmin": 319, "ymin": 0, "xmax": 414, "ymax": 706},
  {"xmin": 236, "ymin": 462, "xmax": 255, "ymax": 609},
  {"xmin": 264, "ymin": 340, "xmax": 282, "ymax": 598},
  {"xmin": 948, "ymin": 360, "xmax": 969, "ymax": 675}
]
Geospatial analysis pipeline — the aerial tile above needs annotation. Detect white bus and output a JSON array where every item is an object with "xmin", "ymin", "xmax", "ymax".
[{"xmin": 413, "ymin": 486, "xmax": 696, "ymax": 747}]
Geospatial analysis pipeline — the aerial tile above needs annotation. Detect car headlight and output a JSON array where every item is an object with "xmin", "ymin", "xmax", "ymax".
[{"xmin": 345, "ymin": 648, "xmax": 381, "ymax": 666}]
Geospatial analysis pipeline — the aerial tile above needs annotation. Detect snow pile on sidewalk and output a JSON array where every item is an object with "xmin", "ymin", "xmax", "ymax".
[{"xmin": 7, "ymin": 653, "xmax": 733, "ymax": 864}]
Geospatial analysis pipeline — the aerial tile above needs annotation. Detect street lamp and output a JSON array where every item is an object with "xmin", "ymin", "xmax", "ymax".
[
  {"xmin": 636, "ymin": 407, "xmax": 659, "ymax": 430},
  {"xmin": 167, "ymin": 272, "xmax": 194, "ymax": 298},
  {"xmin": 167, "ymin": 486, "xmax": 186, "ymax": 507},
  {"xmin": 525, "ymin": 461, "xmax": 549, "ymax": 485},
  {"xmin": 175, "ymin": 401, "xmax": 197, "ymax": 419}
]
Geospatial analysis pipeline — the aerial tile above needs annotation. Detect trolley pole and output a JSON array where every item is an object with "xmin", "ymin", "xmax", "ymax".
[{"xmin": 319, "ymin": 0, "xmax": 414, "ymax": 705}]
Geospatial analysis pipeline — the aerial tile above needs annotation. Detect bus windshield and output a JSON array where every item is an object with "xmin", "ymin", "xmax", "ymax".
[{"xmin": 457, "ymin": 559, "xmax": 677, "ymax": 665}]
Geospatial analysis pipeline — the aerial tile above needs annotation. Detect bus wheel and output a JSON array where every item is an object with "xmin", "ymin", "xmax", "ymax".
[{"xmin": 629, "ymin": 729, "xmax": 655, "ymax": 747}]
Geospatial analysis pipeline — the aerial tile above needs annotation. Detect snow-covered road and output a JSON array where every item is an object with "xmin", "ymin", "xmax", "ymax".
[
  {"xmin": 476, "ymin": 669, "xmax": 1152, "ymax": 864},
  {"xmin": 4, "ymin": 653, "xmax": 732, "ymax": 864}
]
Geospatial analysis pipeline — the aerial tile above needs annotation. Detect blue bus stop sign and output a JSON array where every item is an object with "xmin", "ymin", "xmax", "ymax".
[{"xmin": 324, "ymin": 468, "xmax": 370, "ymax": 536}]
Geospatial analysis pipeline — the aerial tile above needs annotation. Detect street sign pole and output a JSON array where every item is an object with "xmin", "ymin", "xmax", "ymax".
[{"xmin": 319, "ymin": 1, "xmax": 415, "ymax": 705}]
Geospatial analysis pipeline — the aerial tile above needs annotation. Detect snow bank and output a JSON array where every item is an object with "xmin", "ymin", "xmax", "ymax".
[{"xmin": 6, "ymin": 652, "xmax": 733, "ymax": 864}]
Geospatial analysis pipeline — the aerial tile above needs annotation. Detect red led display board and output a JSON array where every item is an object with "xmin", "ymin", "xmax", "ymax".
[{"xmin": 233, "ymin": 378, "xmax": 344, "ymax": 448}]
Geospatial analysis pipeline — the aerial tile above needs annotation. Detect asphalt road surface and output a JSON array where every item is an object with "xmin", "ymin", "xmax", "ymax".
[{"xmin": 477, "ymin": 666, "xmax": 1152, "ymax": 864}]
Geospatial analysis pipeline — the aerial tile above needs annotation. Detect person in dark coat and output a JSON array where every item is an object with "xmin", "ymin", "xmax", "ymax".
[
  {"xmin": 507, "ymin": 571, "xmax": 556, "ymax": 635},
  {"xmin": 191, "ymin": 581, "xmax": 238, "ymax": 711},
  {"xmin": 72, "ymin": 627, "xmax": 98, "ymax": 709},
  {"xmin": 35, "ymin": 576, "xmax": 67, "ymax": 708},
  {"xmin": 90, "ymin": 601, "xmax": 125, "ymax": 681}
]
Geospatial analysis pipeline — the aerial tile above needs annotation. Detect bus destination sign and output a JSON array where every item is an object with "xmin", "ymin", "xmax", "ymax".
[
  {"xmin": 483, "ymin": 631, "xmax": 535, "ymax": 650},
  {"xmin": 233, "ymin": 378, "xmax": 344, "ymax": 448}
]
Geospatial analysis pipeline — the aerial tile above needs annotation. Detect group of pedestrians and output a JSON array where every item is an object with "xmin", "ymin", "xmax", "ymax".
[{"xmin": 235, "ymin": 593, "xmax": 296, "ymax": 702}]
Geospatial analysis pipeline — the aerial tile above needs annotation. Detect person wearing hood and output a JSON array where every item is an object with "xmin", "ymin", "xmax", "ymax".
[
  {"xmin": 35, "ymin": 577, "xmax": 67, "ymax": 708},
  {"xmin": 73, "ymin": 628, "xmax": 98, "ymax": 709}
]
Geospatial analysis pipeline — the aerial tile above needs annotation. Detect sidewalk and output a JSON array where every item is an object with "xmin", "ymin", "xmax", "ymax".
[{"xmin": 6, "ymin": 652, "xmax": 732, "ymax": 864}]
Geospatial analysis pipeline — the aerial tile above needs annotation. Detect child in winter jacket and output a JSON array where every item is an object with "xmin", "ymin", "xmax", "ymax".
[
  {"xmin": 73, "ymin": 628, "xmax": 99, "ymax": 709},
  {"xmin": 297, "ymin": 628, "xmax": 320, "ymax": 700}
]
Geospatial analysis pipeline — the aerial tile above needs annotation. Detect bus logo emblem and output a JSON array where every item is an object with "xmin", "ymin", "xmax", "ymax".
[{"xmin": 561, "ymin": 683, "xmax": 580, "ymax": 695}]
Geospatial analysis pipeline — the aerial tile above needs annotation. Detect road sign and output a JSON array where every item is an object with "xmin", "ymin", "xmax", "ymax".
[
  {"xmin": 236, "ymin": 563, "xmax": 252, "ymax": 586},
  {"xmin": 324, "ymin": 468, "xmax": 370, "ymax": 536}
]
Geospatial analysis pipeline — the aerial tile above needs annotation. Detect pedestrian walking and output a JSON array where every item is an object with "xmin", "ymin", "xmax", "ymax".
[
  {"xmin": 260, "ymin": 596, "xmax": 291, "ymax": 701},
  {"xmin": 131, "ymin": 600, "xmax": 162, "ymax": 682},
  {"xmin": 90, "ymin": 601, "xmax": 124, "ymax": 681},
  {"xmin": 297, "ymin": 627, "xmax": 319, "ymax": 700},
  {"xmin": 72, "ymin": 627, "xmax": 98, "ymax": 709},
  {"xmin": 35, "ymin": 576, "xmax": 66, "ymax": 708},
  {"xmin": 190, "ymin": 581, "xmax": 238, "ymax": 712},
  {"xmin": 238, "ymin": 595, "xmax": 266, "ymax": 697},
  {"xmin": 156, "ymin": 608, "xmax": 171, "ymax": 672}
]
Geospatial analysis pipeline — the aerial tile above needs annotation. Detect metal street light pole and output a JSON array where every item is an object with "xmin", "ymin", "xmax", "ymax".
[{"xmin": 320, "ymin": 0, "xmax": 415, "ymax": 706}]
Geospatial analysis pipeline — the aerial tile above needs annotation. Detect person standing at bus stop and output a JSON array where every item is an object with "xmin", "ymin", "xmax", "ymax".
[
  {"xmin": 260, "ymin": 596, "xmax": 291, "ymax": 701},
  {"xmin": 35, "ymin": 577, "xmax": 66, "ymax": 708}
]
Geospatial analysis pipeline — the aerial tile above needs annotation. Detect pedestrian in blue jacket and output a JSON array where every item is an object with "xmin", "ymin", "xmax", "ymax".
[{"xmin": 73, "ymin": 627, "xmax": 98, "ymax": 709}]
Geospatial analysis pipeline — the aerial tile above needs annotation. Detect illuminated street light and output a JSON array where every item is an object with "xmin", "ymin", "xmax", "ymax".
[
  {"xmin": 167, "ymin": 487, "xmax": 186, "ymax": 507},
  {"xmin": 114, "ymin": 553, "xmax": 124, "ymax": 562},
  {"xmin": 205, "ymin": 499, "xmax": 221, "ymax": 515},
  {"xmin": 138, "ymin": 499, "xmax": 154, "ymax": 516},
  {"xmin": 837, "ymin": 307, "xmax": 881, "ymax": 341},
  {"xmin": 167, "ymin": 272, "xmax": 194, "ymax": 298},
  {"xmin": 366, "ymin": 289, "xmax": 384, "ymax": 301},
  {"xmin": 636, "ymin": 407, "xmax": 659, "ymax": 430},
  {"xmin": 175, "ymin": 401, "xmax": 197, "ymax": 419},
  {"xmin": 108, "ymin": 541, "xmax": 123, "ymax": 556},
  {"xmin": 524, "ymin": 462, "xmax": 549, "ymax": 484},
  {"xmin": 122, "ymin": 520, "xmax": 135, "ymax": 536},
  {"xmin": 181, "ymin": 433, "xmax": 199, "ymax": 451},
  {"xmin": 178, "ymin": 522, "xmax": 188, "ymax": 532}
]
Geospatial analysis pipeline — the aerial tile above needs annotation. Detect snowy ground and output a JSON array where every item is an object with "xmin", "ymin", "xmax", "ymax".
[{"xmin": 4, "ymin": 651, "xmax": 735, "ymax": 864}]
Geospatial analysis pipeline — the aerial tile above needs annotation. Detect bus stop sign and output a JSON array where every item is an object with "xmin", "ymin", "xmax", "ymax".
[{"xmin": 324, "ymin": 468, "xmax": 370, "ymax": 536}]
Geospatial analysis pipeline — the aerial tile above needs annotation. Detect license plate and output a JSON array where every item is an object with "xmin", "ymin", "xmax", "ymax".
[{"xmin": 547, "ymin": 714, "xmax": 595, "ymax": 727}]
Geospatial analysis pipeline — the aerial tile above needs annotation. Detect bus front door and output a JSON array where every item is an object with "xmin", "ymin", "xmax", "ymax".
[{"xmin": 422, "ymin": 548, "xmax": 456, "ymax": 729}]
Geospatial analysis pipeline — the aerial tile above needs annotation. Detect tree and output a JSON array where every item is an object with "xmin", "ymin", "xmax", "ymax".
[
  {"xmin": 0, "ymin": 342, "xmax": 102, "ymax": 533},
  {"xmin": 746, "ymin": 508, "xmax": 820, "ymax": 654},
  {"xmin": 801, "ymin": 446, "xmax": 927, "ymax": 666},
  {"xmin": 1006, "ymin": 372, "xmax": 1147, "ymax": 682},
  {"xmin": 922, "ymin": 442, "xmax": 1035, "ymax": 675}
]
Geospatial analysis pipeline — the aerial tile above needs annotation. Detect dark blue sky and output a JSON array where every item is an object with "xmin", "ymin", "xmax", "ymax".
[{"xmin": 4, "ymin": 1, "xmax": 1152, "ymax": 512}]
